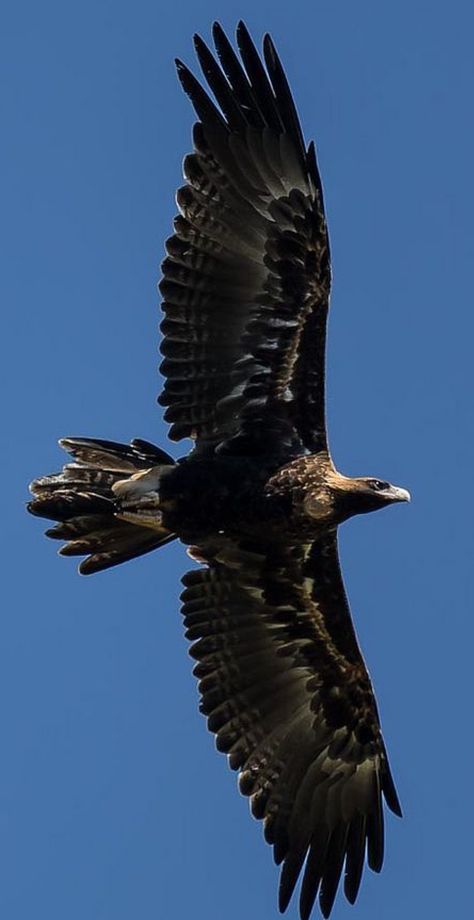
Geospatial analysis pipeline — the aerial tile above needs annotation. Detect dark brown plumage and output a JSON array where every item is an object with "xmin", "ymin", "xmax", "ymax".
[{"xmin": 27, "ymin": 22, "xmax": 410, "ymax": 919}]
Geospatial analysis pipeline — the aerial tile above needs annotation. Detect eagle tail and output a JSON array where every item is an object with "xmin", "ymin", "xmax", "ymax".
[{"xmin": 27, "ymin": 437, "xmax": 176, "ymax": 574}]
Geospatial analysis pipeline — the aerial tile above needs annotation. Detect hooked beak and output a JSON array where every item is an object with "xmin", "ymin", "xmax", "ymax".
[{"xmin": 388, "ymin": 485, "xmax": 411, "ymax": 503}]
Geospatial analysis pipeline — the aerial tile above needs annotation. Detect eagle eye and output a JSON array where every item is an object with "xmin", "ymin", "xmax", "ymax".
[{"xmin": 368, "ymin": 479, "xmax": 390, "ymax": 492}]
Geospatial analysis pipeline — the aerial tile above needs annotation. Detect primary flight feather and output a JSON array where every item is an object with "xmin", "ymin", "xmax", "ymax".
[{"xmin": 28, "ymin": 22, "xmax": 409, "ymax": 919}]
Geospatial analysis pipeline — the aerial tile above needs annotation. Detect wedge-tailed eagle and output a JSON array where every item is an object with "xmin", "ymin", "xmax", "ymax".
[{"xmin": 28, "ymin": 22, "xmax": 410, "ymax": 919}]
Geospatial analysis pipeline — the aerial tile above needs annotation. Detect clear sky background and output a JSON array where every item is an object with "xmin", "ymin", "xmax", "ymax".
[{"xmin": 2, "ymin": 2, "xmax": 473, "ymax": 918}]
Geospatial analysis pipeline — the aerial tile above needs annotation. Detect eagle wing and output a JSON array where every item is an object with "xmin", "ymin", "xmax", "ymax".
[
  {"xmin": 159, "ymin": 22, "xmax": 331, "ymax": 454},
  {"xmin": 182, "ymin": 533, "xmax": 401, "ymax": 919}
]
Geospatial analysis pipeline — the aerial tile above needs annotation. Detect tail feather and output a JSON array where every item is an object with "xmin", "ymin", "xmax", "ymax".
[
  {"xmin": 65, "ymin": 523, "xmax": 175, "ymax": 576},
  {"xmin": 45, "ymin": 514, "xmax": 114, "ymax": 539},
  {"xmin": 58, "ymin": 436, "xmax": 174, "ymax": 472},
  {"xmin": 28, "ymin": 437, "xmax": 176, "ymax": 574}
]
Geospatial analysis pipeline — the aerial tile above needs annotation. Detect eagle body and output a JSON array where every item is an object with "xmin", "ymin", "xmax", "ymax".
[
  {"xmin": 151, "ymin": 453, "xmax": 330, "ymax": 544},
  {"xmin": 27, "ymin": 22, "xmax": 410, "ymax": 920},
  {"xmin": 130, "ymin": 452, "xmax": 407, "ymax": 547}
]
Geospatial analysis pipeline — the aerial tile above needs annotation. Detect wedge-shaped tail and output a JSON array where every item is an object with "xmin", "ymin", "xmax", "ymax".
[{"xmin": 28, "ymin": 437, "xmax": 176, "ymax": 574}]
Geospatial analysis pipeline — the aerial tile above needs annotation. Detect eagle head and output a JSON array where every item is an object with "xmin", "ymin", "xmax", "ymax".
[{"xmin": 304, "ymin": 470, "xmax": 410, "ymax": 524}]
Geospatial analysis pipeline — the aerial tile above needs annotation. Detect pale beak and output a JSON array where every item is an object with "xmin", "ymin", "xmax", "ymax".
[{"xmin": 389, "ymin": 486, "xmax": 411, "ymax": 503}]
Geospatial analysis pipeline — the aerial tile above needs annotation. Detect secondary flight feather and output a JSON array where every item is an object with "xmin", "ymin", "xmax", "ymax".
[{"xmin": 27, "ymin": 22, "xmax": 409, "ymax": 919}]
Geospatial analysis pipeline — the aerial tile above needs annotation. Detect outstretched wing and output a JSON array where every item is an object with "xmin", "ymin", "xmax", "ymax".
[
  {"xmin": 182, "ymin": 533, "xmax": 401, "ymax": 919},
  {"xmin": 159, "ymin": 22, "xmax": 331, "ymax": 455}
]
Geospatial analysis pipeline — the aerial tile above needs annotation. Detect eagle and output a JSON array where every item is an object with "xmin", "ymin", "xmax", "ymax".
[{"xmin": 28, "ymin": 22, "xmax": 410, "ymax": 920}]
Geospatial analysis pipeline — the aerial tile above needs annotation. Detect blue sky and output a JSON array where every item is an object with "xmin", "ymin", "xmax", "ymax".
[{"xmin": 2, "ymin": 1, "xmax": 473, "ymax": 918}]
